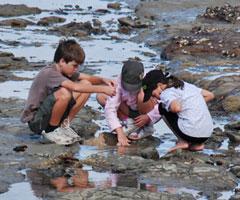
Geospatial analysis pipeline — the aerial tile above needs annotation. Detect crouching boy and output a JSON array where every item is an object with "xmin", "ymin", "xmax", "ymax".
[{"xmin": 21, "ymin": 39, "xmax": 116, "ymax": 145}]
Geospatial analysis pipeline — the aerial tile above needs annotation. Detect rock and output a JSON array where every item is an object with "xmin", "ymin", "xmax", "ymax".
[
  {"xmin": 92, "ymin": 19, "xmax": 101, "ymax": 27},
  {"xmin": 72, "ymin": 106, "xmax": 101, "ymax": 139},
  {"xmin": 118, "ymin": 17, "xmax": 150, "ymax": 28},
  {"xmin": 226, "ymin": 130, "xmax": 240, "ymax": 143},
  {"xmin": 200, "ymin": 4, "xmax": 240, "ymax": 23},
  {"xmin": 0, "ymin": 19, "xmax": 35, "ymax": 27},
  {"xmin": 140, "ymin": 147, "xmax": 159, "ymax": 160},
  {"xmin": 142, "ymin": 158, "xmax": 237, "ymax": 195},
  {"xmin": 161, "ymin": 27, "xmax": 240, "ymax": 63},
  {"xmin": 107, "ymin": 3, "xmax": 121, "ymax": 10},
  {"xmin": 224, "ymin": 121, "xmax": 240, "ymax": 131},
  {"xmin": 143, "ymin": 51, "xmax": 156, "ymax": 57},
  {"xmin": 230, "ymin": 194, "xmax": 240, "ymax": 200},
  {"xmin": 13, "ymin": 145, "xmax": 28, "ymax": 152},
  {"xmin": 95, "ymin": 9, "xmax": 110, "ymax": 14},
  {"xmin": 118, "ymin": 17, "xmax": 135, "ymax": 27},
  {"xmin": 118, "ymin": 26, "xmax": 131, "ymax": 34},
  {"xmin": 82, "ymin": 154, "xmax": 155, "ymax": 173},
  {"xmin": 205, "ymin": 127, "xmax": 225, "ymax": 149},
  {"xmin": 37, "ymin": 16, "xmax": 66, "ymax": 26},
  {"xmin": 0, "ymin": 4, "xmax": 41, "ymax": 17},
  {"xmin": 0, "ymin": 52, "xmax": 14, "ymax": 57},
  {"xmin": 52, "ymin": 21, "xmax": 106, "ymax": 37},
  {"xmin": 0, "ymin": 51, "xmax": 29, "ymax": 70},
  {"xmin": 196, "ymin": 37, "xmax": 210, "ymax": 44},
  {"xmin": 208, "ymin": 76, "xmax": 240, "ymax": 98},
  {"xmin": 54, "ymin": 9, "xmax": 68, "ymax": 15},
  {"xmin": 230, "ymin": 165, "xmax": 240, "ymax": 177},
  {"xmin": 58, "ymin": 187, "xmax": 194, "ymax": 200},
  {"xmin": 222, "ymin": 95, "xmax": 240, "ymax": 112}
]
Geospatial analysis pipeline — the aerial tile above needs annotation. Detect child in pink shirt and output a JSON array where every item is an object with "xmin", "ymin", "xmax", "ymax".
[{"xmin": 97, "ymin": 60, "xmax": 161, "ymax": 146}]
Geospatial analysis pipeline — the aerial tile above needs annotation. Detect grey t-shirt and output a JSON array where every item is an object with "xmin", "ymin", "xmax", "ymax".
[
  {"xmin": 21, "ymin": 64, "xmax": 79, "ymax": 123},
  {"xmin": 160, "ymin": 82, "xmax": 213, "ymax": 138}
]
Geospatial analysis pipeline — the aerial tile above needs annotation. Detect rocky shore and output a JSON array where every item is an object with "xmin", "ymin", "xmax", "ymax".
[{"xmin": 1, "ymin": 1, "xmax": 240, "ymax": 200}]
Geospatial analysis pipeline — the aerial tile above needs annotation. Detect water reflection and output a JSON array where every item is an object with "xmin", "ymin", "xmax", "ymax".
[
  {"xmin": 50, "ymin": 168, "xmax": 96, "ymax": 192},
  {"xmin": 138, "ymin": 182, "xmax": 208, "ymax": 200},
  {"xmin": 26, "ymin": 166, "xmax": 138, "ymax": 194}
]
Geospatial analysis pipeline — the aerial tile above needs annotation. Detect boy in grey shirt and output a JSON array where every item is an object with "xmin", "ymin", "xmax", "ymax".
[{"xmin": 21, "ymin": 39, "xmax": 116, "ymax": 145}]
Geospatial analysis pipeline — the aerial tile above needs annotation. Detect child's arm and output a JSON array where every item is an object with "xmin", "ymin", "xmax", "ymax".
[
  {"xmin": 201, "ymin": 89, "xmax": 214, "ymax": 102},
  {"xmin": 115, "ymin": 127, "xmax": 131, "ymax": 146},
  {"xmin": 79, "ymin": 73, "xmax": 116, "ymax": 87},
  {"xmin": 62, "ymin": 79, "xmax": 116, "ymax": 96},
  {"xmin": 104, "ymin": 85, "xmax": 131, "ymax": 146},
  {"xmin": 169, "ymin": 100, "xmax": 182, "ymax": 113},
  {"xmin": 137, "ymin": 89, "xmax": 158, "ymax": 114},
  {"xmin": 134, "ymin": 103, "xmax": 161, "ymax": 127}
]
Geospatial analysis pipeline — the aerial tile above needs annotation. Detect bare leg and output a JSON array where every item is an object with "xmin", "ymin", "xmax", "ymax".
[
  {"xmin": 68, "ymin": 92, "xmax": 90, "ymax": 122},
  {"xmin": 188, "ymin": 143, "xmax": 204, "ymax": 151},
  {"xmin": 96, "ymin": 93, "xmax": 107, "ymax": 107},
  {"xmin": 49, "ymin": 87, "xmax": 72, "ymax": 126},
  {"xmin": 67, "ymin": 80, "xmax": 91, "ymax": 122}
]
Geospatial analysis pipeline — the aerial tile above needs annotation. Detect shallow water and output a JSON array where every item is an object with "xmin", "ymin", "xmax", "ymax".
[{"xmin": 0, "ymin": 0, "xmax": 239, "ymax": 199}]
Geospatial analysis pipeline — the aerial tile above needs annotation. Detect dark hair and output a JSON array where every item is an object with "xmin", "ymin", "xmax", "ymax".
[
  {"xmin": 165, "ymin": 73, "xmax": 184, "ymax": 89},
  {"xmin": 54, "ymin": 39, "xmax": 85, "ymax": 64},
  {"xmin": 142, "ymin": 69, "xmax": 184, "ymax": 102}
]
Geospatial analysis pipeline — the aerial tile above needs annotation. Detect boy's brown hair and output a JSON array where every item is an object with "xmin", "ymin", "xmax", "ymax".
[{"xmin": 54, "ymin": 39, "xmax": 85, "ymax": 65}]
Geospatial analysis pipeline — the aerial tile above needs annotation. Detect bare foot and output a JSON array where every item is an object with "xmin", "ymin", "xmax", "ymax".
[
  {"xmin": 168, "ymin": 141, "xmax": 189, "ymax": 153},
  {"xmin": 189, "ymin": 144, "xmax": 204, "ymax": 151}
]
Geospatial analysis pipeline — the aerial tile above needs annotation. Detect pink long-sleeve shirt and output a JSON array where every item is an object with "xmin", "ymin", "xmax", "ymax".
[{"xmin": 104, "ymin": 77, "xmax": 161, "ymax": 132}]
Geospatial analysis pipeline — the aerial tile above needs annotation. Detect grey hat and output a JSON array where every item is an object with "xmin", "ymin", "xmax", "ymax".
[{"xmin": 121, "ymin": 60, "xmax": 144, "ymax": 92}]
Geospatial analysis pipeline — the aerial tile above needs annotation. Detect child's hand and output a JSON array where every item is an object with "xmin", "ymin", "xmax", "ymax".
[
  {"xmin": 150, "ymin": 96, "xmax": 158, "ymax": 104},
  {"xmin": 103, "ymin": 78, "xmax": 117, "ymax": 88},
  {"xmin": 116, "ymin": 128, "xmax": 130, "ymax": 146},
  {"xmin": 103, "ymin": 85, "xmax": 116, "ymax": 97},
  {"xmin": 134, "ymin": 114, "xmax": 150, "ymax": 127}
]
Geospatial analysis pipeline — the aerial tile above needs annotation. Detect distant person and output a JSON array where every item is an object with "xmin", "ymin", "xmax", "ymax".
[
  {"xmin": 21, "ymin": 39, "xmax": 116, "ymax": 145},
  {"xmin": 97, "ymin": 60, "xmax": 161, "ymax": 146},
  {"xmin": 142, "ymin": 69, "xmax": 214, "ymax": 152}
]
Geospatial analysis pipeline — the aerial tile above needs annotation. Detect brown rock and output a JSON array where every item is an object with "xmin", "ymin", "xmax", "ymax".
[
  {"xmin": 0, "ymin": 19, "xmax": 35, "ymax": 27},
  {"xmin": 107, "ymin": 3, "xmax": 121, "ymax": 10},
  {"xmin": 37, "ymin": 16, "xmax": 66, "ymax": 26},
  {"xmin": 0, "ymin": 4, "xmax": 41, "ymax": 17},
  {"xmin": 222, "ymin": 95, "xmax": 240, "ymax": 112}
]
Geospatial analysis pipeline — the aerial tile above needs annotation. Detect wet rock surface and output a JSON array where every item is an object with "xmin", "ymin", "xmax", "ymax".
[
  {"xmin": 37, "ymin": 16, "xmax": 66, "ymax": 26},
  {"xmin": 53, "ymin": 187, "xmax": 195, "ymax": 200},
  {"xmin": 0, "ymin": 4, "xmax": 41, "ymax": 17},
  {"xmin": 161, "ymin": 28, "xmax": 240, "ymax": 62},
  {"xmin": 0, "ymin": 51, "xmax": 29, "ymax": 70},
  {"xmin": 0, "ymin": 18, "xmax": 35, "ymax": 27},
  {"xmin": 51, "ymin": 21, "xmax": 106, "ymax": 38},
  {"xmin": 133, "ymin": 0, "xmax": 240, "ymax": 116},
  {"xmin": 200, "ymin": 4, "xmax": 240, "ymax": 23},
  {"xmin": 1, "ymin": 1, "xmax": 240, "ymax": 200}
]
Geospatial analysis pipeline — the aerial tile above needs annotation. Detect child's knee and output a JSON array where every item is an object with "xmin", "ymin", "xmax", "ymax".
[
  {"xmin": 55, "ymin": 87, "xmax": 72, "ymax": 101},
  {"xmin": 96, "ymin": 94, "xmax": 107, "ymax": 107}
]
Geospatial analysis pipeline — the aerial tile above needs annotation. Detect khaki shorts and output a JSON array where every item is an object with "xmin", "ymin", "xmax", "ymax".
[{"xmin": 28, "ymin": 93, "xmax": 76, "ymax": 134}]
